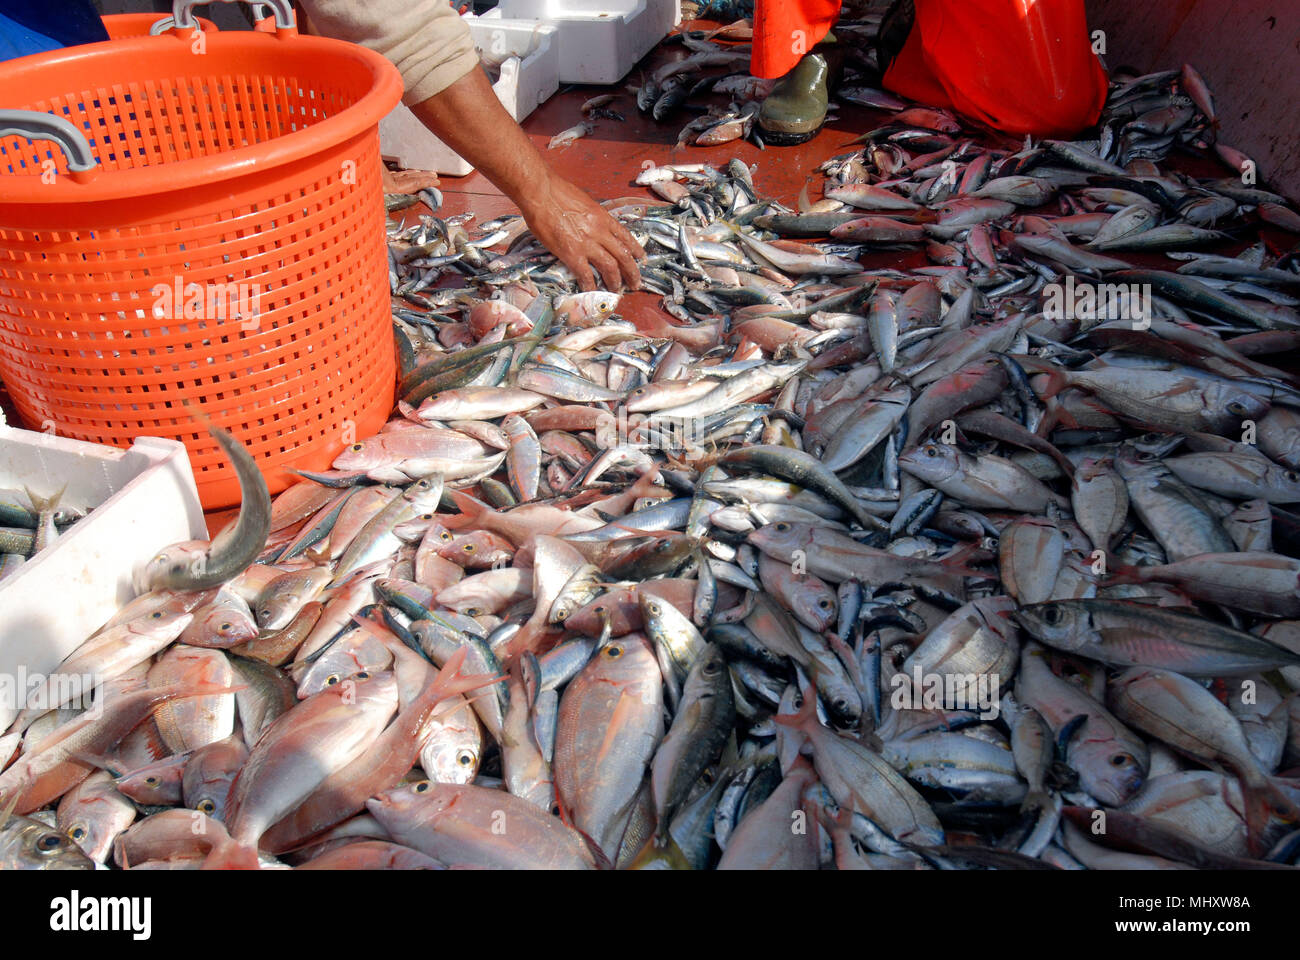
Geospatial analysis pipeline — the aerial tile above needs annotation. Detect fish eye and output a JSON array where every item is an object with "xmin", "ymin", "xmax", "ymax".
[
  {"xmin": 551, "ymin": 804, "xmax": 562, "ymax": 816},
  {"xmin": 464, "ymin": 608, "xmax": 481, "ymax": 617},
  {"xmin": 219, "ymin": 622, "xmax": 232, "ymax": 632},
  {"xmin": 68, "ymin": 826, "xmax": 87, "ymax": 841},
  {"xmin": 594, "ymin": 605, "xmax": 606, "ymax": 614},
  {"xmin": 326, "ymin": 675, "xmax": 340, "ymax": 685},
  {"xmin": 1287, "ymin": 472, "xmax": 1299, "ymax": 483},
  {"xmin": 421, "ymin": 514, "xmax": 434, "ymax": 521},
  {"xmin": 774, "ymin": 522, "xmax": 790, "ymax": 532},
  {"xmin": 413, "ymin": 781, "xmax": 431, "ymax": 793},
  {"xmin": 463, "ymin": 543, "xmax": 476, "ymax": 552},
  {"xmin": 1227, "ymin": 401, "xmax": 1247, "ymax": 415},
  {"xmin": 36, "ymin": 834, "xmax": 65, "ymax": 853},
  {"xmin": 833, "ymin": 698, "xmax": 850, "ymax": 712},
  {"xmin": 350, "ymin": 443, "xmax": 364, "ymax": 452},
  {"xmin": 818, "ymin": 598, "xmax": 832, "ymax": 609},
  {"xmin": 606, "ymin": 644, "xmax": 624, "ymax": 658},
  {"xmin": 151, "ymin": 611, "xmax": 163, "ymax": 619},
  {"xmin": 440, "ymin": 531, "xmax": 453, "ymax": 541},
  {"xmin": 456, "ymin": 749, "xmax": 476, "ymax": 766},
  {"xmin": 356, "ymin": 672, "xmax": 370, "ymax": 680},
  {"xmin": 1111, "ymin": 753, "xmax": 1134, "ymax": 767},
  {"xmin": 925, "ymin": 445, "xmax": 939, "ymax": 457},
  {"xmin": 703, "ymin": 660, "xmax": 721, "ymax": 675},
  {"xmin": 1043, "ymin": 605, "xmax": 1062, "ymax": 625},
  {"xmin": 145, "ymin": 776, "xmax": 159, "ymax": 786},
  {"xmin": 197, "ymin": 799, "xmax": 216, "ymax": 815}
]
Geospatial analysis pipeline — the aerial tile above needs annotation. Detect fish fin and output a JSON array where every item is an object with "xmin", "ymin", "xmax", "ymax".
[
  {"xmin": 578, "ymin": 828, "xmax": 616, "ymax": 871},
  {"xmin": 201, "ymin": 834, "xmax": 260, "ymax": 871},
  {"xmin": 1034, "ymin": 396, "xmax": 1079, "ymax": 436},
  {"xmin": 303, "ymin": 545, "xmax": 331, "ymax": 566},
  {"xmin": 448, "ymin": 490, "xmax": 493, "ymax": 524},
  {"xmin": 70, "ymin": 750, "xmax": 124, "ymax": 778},
  {"xmin": 938, "ymin": 541, "xmax": 991, "ymax": 578},
  {"xmin": 1100, "ymin": 562, "xmax": 1144, "ymax": 586},
  {"xmin": 23, "ymin": 484, "xmax": 65, "ymax": 515},
  {"xmin": 1239, "ymin": 771, "xmax": 1300, "ymax": 857},
  {"xmin": 1008, "ymin": 354, "xmax": 1069, "ymax": 400},
  {"xmin": 773, "ymin": 684, "xmax": 821, "ymax": 740}
]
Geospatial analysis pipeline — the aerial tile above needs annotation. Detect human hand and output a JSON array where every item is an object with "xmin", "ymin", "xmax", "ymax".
[
  {"xmin": 382, "ymin": 167, "xmax": 441, "ymax": 194},
  {"xmin": 519, "ymin": 172, "xmax": 645, "ymax": 292}
]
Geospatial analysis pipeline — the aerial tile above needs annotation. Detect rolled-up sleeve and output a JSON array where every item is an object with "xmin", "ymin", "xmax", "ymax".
[{"xmin": 298, "ymin": 0, "xmax": 480, "ymax": 105}]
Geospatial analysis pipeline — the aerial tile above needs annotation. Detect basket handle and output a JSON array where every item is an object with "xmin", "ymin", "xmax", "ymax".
[
  {"xmin": 172, "ymin": 0, "xmax": 296, "ymax": 32},
  {"xmin": 0, "ymin": 110, "xmax": 98, "ymax": 182}
]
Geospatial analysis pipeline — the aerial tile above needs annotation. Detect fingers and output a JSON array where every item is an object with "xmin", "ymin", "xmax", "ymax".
[
  {"xmin": 608, "ymin": 231, "xmax": 642, "ymax": 292},
  {"xmin": 589, "ymin": 248, "xmax": 622, "ymax": 294},
  {"xmin": 571, "ymin": 256, "xmax": 596, "ymax": 292},
  {"xmin": 614, "ymin": 219, "xmax": 646, "ymax": 261}
]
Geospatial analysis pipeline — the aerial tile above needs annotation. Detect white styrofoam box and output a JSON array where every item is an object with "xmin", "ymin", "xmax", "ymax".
[
  {"xmin": 484, "ymin": 0, "xmax": 681, "ymax": 84},
  {"xmin": 380, "ymin": 18, "xmax": 560, "ymax": 176},
  {"xmin": 0, "ymin": 427, "xmax": 206, "ymax": 731}
]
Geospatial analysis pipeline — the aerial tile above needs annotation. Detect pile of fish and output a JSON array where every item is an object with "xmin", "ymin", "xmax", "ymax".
[
  {"xmin": 0, "ymin": 487, "xmax": 82, "ymax": 584},
  {"xmin": 7, "ymin": 58, "xmax": 1300, "ymax": 872}
]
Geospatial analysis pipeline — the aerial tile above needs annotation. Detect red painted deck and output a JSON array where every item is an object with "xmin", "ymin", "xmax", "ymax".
[{"xmin": 436, "ymin": 25, "xmax": 892, "ymax": 224}]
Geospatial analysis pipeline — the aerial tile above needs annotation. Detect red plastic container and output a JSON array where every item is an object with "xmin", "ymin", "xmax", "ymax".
[{"xmin": 884, "ymin": 0, "xmax": 1107, "ymax": 138}]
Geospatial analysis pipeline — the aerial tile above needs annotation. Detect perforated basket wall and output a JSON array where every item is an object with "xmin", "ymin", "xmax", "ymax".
[{"xmin": 0, "ymin": 29, "xmax": 402, "ymax": 508}]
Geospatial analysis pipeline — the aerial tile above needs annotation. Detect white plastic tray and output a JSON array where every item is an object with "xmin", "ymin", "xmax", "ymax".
[
  {"xmin": 380, "ymin": 17, "xmax": 561, "ymax": 176},
  {"xmin": 482, "ymin": 0, "xmax": 681, "ymax": 84},
  {"xmin": 0, "ymin": 425, "xmax": 206, "ymax": 731}
]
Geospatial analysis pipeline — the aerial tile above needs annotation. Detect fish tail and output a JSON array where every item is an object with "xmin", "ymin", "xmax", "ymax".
[
  {"xmin": 938, "ymin": 541, "xmax": 991, "ymax": 578},
  {"xmin": 627, "ymin": 467, "xmax": 664, "ymax": 501},
  {"xmin": 1008, "ymin": 354, "xmax": 1069, "ymax": 402},
  {"xmin": 1033, "ymin": 396, "xmax": 1080, "ymax": 438},
  {"xmin": 428, "ymin": 645, "xmax": 504, "ymax": 702},
  {"xmin": 23, "ymin": 484, "xmax": 64, "ymax": 515},
  {"xmin": 773, "ymin": 684, "xmax": 821, "ymax": 738},
  {"xmin": 1100, "ymin": 562, "xmax": 1145, "ymax": 586},
  {"xmin": 448, "ymin": 490, "xmax": 490, "ymax": 524},
  {"xmin": 1239, "ymin": 770, "xmax": 1300, "ymax": 856}
]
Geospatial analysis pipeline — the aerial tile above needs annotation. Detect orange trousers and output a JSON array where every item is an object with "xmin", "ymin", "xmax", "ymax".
[{"xmin": 752, "ymin": 0, "xmax": 1107, "ymax": 138}]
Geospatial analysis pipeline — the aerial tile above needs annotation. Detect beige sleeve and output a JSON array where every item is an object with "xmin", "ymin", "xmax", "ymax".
[{"xmin": 297, "ymin": 0, "xmax": 480, "ymax": 105}]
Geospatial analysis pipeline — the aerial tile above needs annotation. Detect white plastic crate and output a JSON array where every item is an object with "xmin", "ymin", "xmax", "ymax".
[
  {"xmin": 482, "ymin": 0, "xmax": 681, "ymax": 84},
  {"xmin": 380, "ymin": 17, "xmax": 561, "ymax": 176},
  {"xmin": 0, "ymin": 425, "xmax": 206, "ymax": 731}
]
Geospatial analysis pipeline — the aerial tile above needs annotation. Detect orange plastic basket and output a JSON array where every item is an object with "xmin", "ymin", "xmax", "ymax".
[
  {"xmin": 101, "ymin": 13, "xmax": 219, "ymax": 39},
  {"xmin": 0, "ymin": 3, "xmax": 403, "ymax": 509}
]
